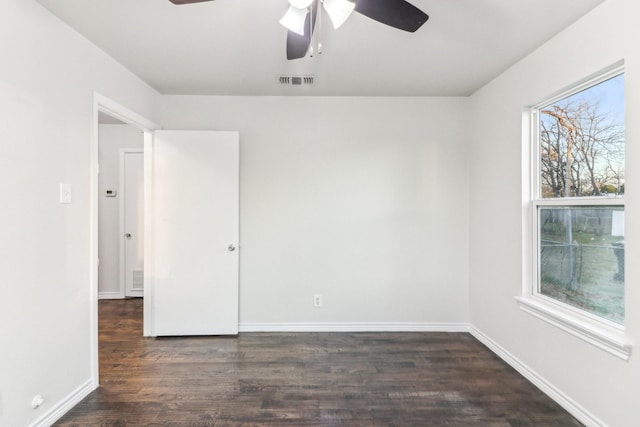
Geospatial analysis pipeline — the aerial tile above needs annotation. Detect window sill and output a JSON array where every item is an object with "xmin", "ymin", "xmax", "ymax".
[{"xmin": 515, "ymin": 296, "xmax": 632, "ymax": 361}]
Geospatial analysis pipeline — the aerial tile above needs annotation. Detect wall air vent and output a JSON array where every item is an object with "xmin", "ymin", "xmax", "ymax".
[
  {"xmin": 279, "ymin": 75, "xmax": 315, "ymax": 86},
  {"xmin": 132, "ymin": 269, "xmax": 144, "ymax": 290}
]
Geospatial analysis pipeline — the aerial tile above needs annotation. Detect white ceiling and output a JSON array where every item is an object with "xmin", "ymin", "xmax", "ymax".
[{"xmin": 35, "ymin": 0, "xmax": 604, "ymax": 96}]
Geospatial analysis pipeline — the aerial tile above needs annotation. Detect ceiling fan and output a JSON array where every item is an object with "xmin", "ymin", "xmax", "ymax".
[{"xmin": 168, "ymin": 0, "xmax": 429, "ymax": 60}]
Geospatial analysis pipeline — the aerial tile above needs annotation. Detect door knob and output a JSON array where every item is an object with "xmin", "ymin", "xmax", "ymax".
[
  {"xmin": 228, "ymin": 244, "xmax": 236, "ymax": 252},
  {"xmin": 125, "ymin": 233, "xmax": 132, "ymax": 239}
]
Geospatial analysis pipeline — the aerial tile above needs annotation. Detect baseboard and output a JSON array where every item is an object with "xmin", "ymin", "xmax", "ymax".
[
  {"xmin": 469, "ymin": 326, "xmax": 606, "ymax": 427},
  {"xmin": 98, "ymin": 291, "xmax": 124, "ymax": 300},
  {"xmin": 239, "ymin": 322, "xmax": 470, "ymax": 333},
  {"xmin": 28, "ymin": 379, "xmax": 95, "ymax": 427}
]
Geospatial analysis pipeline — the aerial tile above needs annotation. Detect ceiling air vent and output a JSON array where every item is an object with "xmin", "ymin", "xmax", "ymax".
[{"xmin": 279, "ymin": 75, "xmax": 315, "ymax": 86}]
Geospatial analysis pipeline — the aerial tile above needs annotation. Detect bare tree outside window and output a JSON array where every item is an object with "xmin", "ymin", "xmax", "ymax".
[{"xmin": 539, "ymin": 75, "xmax": 625, "ymax": 198}]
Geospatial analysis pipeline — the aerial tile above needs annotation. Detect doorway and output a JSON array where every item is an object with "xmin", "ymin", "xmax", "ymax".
[
  {"xmin": 91, "ymin": 94, "xmax": 159, "ymax": 387},
  {"xmin": 90, "ymin": 95, "xmax": 240, "ymax": 388},
  {"xmin": 98, "ymin": 117, "xmax": 143, "ymax": 299}
]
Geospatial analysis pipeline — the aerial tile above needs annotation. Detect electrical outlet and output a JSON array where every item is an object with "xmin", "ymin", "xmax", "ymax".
[
  {"xmin": 31, "ymin": 394, "xmax": 44, "ymax": 409},
  {"xmin": 313, "ymin": 294, "xmax": 322, "ymax": 307}
]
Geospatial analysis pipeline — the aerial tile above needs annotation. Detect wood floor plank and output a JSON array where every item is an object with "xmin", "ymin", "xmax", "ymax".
[{"xmin": 55, "ymin": 299, "xmax": 583, "ymax": 426}]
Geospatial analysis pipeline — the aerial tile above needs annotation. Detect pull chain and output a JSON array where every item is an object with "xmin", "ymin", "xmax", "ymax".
[
  {"xmin": 317, "ymin": 0, "xmax": 323, "ymax": 54},
  {"xmin": 307, "ymin": 1, "xmax": 314, "ymax": 57}
]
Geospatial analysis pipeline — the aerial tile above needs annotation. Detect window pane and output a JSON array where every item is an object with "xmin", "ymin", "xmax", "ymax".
[
  {"xmin": 538, "ymin": 206, "xmax": 624, "ymax": 324},
  {"xmin": 539, "ymin": 74, "xmax": 625, "ymax": 198}
]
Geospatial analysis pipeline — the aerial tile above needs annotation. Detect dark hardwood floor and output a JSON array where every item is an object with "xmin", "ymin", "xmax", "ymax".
[{"xmin": 55, "ymin": 299, "xmax": 582, "ymax": 426}]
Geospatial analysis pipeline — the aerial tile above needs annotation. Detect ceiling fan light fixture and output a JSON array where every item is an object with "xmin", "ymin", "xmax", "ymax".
[
  {"xmin": 322, "ymin": 0, "xmax": 355, "ymax": 29},
  {"xmin": 280, "ymin": 5, "xmax": 309, "ymax": 36},
  {"xmin": 289, "ymin": 0, "xmax": 314, "ymax": 8}
]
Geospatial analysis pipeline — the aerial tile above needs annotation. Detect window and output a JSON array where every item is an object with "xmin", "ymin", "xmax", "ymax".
[{"xmin": 517, "ymin": 66, "xmax": 631, "ymax": 359}]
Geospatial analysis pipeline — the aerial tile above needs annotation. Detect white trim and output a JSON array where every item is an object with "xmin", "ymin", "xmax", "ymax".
[
  {"xmin": 94, "ymin": 93, "xmax": 159, "ymax": 132},
  {"xmin": 532, "ymin": 62, "xmax": 624, "ymax": 110},
  {"xmin": 239, "ymin": 322, "xmax": 470, "ymax": 333},
  {"xmin": 522, "ymin": 109, "xmax": 535, "ymax": 297},
  {"xmin": 534, "ymin": 197, "xmax": 624, "ymax": 206},
  {"xmin": 98, "ymin": 291, "xmax": 124, "ymax": 300},
  {"xmin": 142, "ymin": 131, "xmax": 155, "ymax": 337},
  {"xmin": 469, "ymin": 326, "xmax": 607, "ymax": 427},
  {"xmin": 28, "ymin": 379, "xmax": 94, "ymax": 427},
  {"xmin": 515, "ymin": 296, "xmax": 631, "ymax": 360}
]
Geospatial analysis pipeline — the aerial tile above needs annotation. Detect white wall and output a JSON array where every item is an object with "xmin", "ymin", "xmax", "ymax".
[
  {"xmin": 14, "ymin": 0, "xmax": 636, "ymax": 425},
  {"xmin": 161, "ymin": 96, "xmax": 470, "ymax": 328},
  {"xmin": 468, "ymin": 0, "xmax": 640, "ymax": 425},
  {"xmin": 0, "ymin": 1, "xmax": 159, "ymax": 425},
  {"xmin": 98, "ymin": 124, "xmax": 144, "ymax": 298}
]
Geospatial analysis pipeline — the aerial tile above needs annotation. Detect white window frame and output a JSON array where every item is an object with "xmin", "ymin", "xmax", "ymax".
[{"xmin": 516, "ymin": 64, "xmax": 632, "ymax": 360}]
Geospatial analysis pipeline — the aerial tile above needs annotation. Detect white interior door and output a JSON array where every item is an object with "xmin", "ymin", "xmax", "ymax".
[
  {"xmin": 121, "ymin": 149, "xmax": 144, "ymax": 297},
  {"xmin": 150, "ymin": 130, "xmax": 239, "ymax": 336}
]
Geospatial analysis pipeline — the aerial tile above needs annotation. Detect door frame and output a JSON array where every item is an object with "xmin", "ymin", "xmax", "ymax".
[
  {"xmin": 91, "ymin": 93, "xmax": 159, "ymax": 388},
  {"xmin": 119, "ymin": 148, "xmax": 144, "ymax": 298}
]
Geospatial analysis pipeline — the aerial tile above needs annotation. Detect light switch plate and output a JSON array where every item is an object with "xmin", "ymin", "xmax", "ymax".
[{"xmin": 60, "ymin": 183, "xmax": 72, "ymax": 204}]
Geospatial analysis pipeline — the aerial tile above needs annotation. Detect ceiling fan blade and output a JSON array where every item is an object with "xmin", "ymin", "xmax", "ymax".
[
  {"xmin": 286, "ymin": 32, "xmax": 309, "ymax": 60},
  {"xmin": 168, "ymin": 0, "xmax": 215, "ymax": 5},
  {"xmin": 354, "ymin": 0, "xmax": 428, "ymax": 32},
  {"xmin": 286, "ymin": 0, "xmax": 319, "ymax": 60}
]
